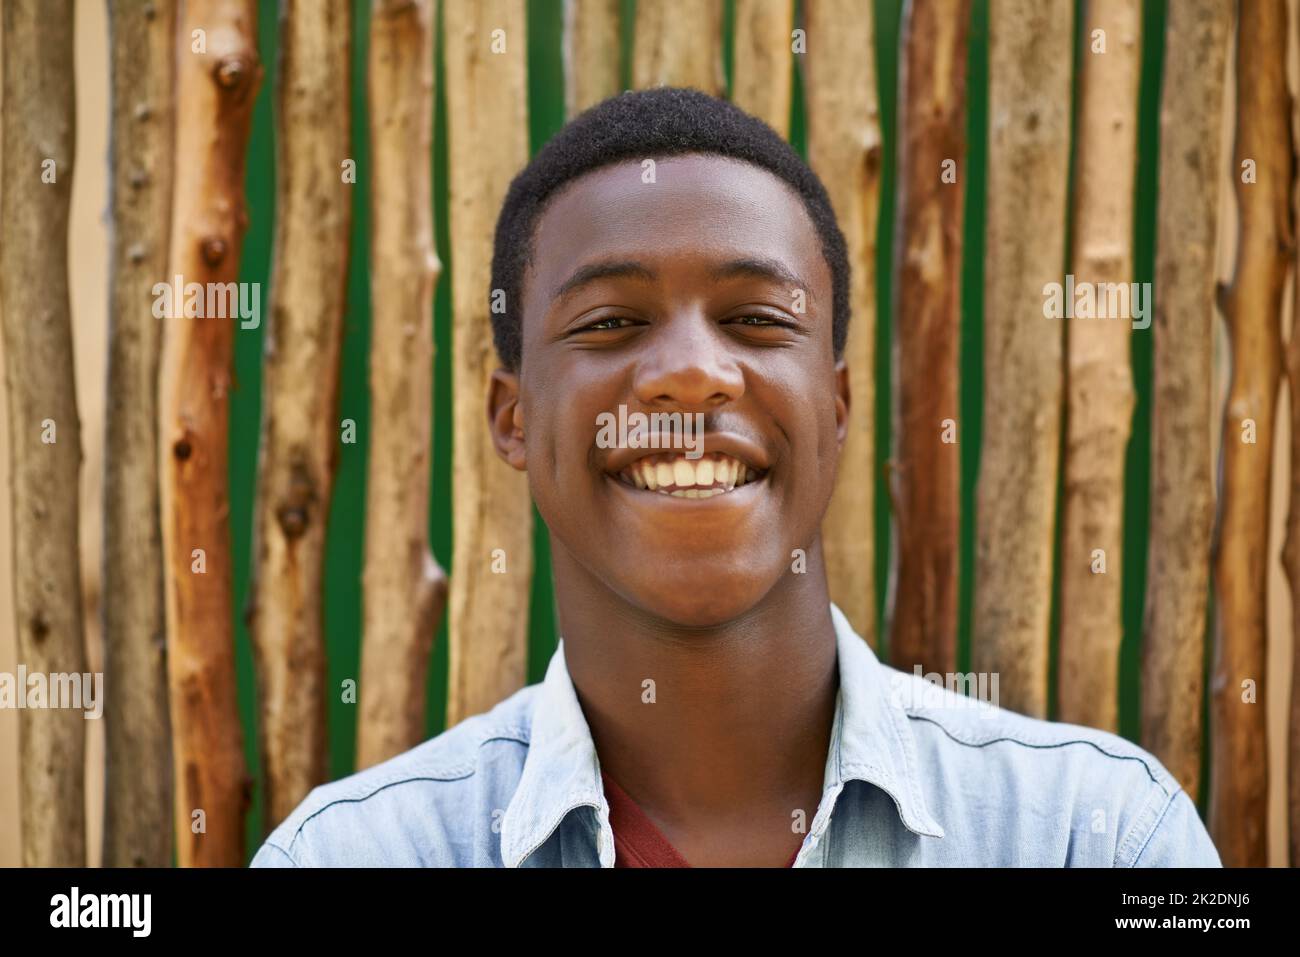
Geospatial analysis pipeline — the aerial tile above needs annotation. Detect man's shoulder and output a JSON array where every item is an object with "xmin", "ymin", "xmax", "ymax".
[
  {"xmin": 887, "ymin": 666, "xmax": 1175, "ymax": 785},
  {"xmin": 251, "ymin": 683, "xmax": 542, "ymax": 867},
  {"xmin": 880, "ymin": 665, "xmax": 1219, "ymax": 866}
]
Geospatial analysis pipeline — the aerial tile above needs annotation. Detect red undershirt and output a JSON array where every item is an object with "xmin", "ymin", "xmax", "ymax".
[{"xmin": 601, "ymin": 769, "xmax": 802, "ymax": 868}]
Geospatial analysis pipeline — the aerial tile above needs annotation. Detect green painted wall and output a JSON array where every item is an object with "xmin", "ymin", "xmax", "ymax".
[{"xmin": 230, "ymin": 0, "xmax": 1183, "ymax": 858}]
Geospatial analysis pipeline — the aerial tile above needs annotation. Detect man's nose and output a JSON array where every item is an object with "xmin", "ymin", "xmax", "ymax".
[{"xmin": 630, "ymin": 309, "xmax": 745, "ymax": 411}]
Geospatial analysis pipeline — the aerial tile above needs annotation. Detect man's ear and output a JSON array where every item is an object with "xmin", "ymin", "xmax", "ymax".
[
  {"xmin": 834, "ymin": 357, "xmax": 851, "ymax": 451},
  {"xmin": 488, "ymin": 367, "xmax": 527, "ymax": 471}
]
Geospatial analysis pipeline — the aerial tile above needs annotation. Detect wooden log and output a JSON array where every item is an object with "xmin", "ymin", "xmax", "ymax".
[
  {"xmin": 0, "ymin": 0, "xmax": 85, "ymax": 868},
  {"xmin": 971, "ymin": 0, "xmax": 1073, "ymax": 717},
  {"xmin": 1056, "ymin": 0, "xmax": 1141, "ymax": 732},
  {"xmin": 632, "ymin": 0, "xmax": 723, "ymax": 95},
  {"xmin": 1140, "ymin": 0, "xmax": 1232, "ymax": 800},
  {"xmin": 887, "ymin": 0, "xmax": 969, "ymax": 677},
  {"xmin": 1290, "ymin": 39, "xmax": 1300, "ymax": 861},
  {"xmin": 357, "ymin": 0, "xmax": 447, "ymax": 769},
  {"xmin": 804, "ymin": 0, "xmax": 881, "ymax": 647},
  {"xmin": 1211, "ymin": 0, "xmax": 1288, "ymax": 870},
  {"xmin": 102, "ymin": 0, "xmax": 176, "ymax": 868},
  {"xmin": 563, "ymin": 0, "xmax": 621, "ymax": 118},
  {"xmin": 444, "ymin": 0, "xmax": 533, "ymax": 726},
  {"xmin": 247, "ymin": 0, "xmax": 351, "ymax": 824},
  {"xmin": 1287, "ymin": 128, "xmax": 1300, "ymax": 871},
  {"xmin": 159, "ymin": 0, "xmax": 261, "ymax": 866},
  {"xmin": 733, "ymin": 0, "xmax": 794, "ymax": 137}
]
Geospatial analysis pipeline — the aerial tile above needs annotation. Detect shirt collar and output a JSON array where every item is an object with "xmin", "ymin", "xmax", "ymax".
[
  {"xmin": 499, "ymin": 601, "xmax": 943, "ymax": 866},
  {"xmin": 499, "ymin": 636, "xmax": 613, "ymax": 868},
  {"xmin": 824, "ymin": 602, "xmax": 945, "ymax": 838}
]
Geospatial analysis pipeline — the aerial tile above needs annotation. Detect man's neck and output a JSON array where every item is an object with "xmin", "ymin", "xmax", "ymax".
[{"xmin": 554, "ymin": 544, "xmax": 841, "ymax": 864}]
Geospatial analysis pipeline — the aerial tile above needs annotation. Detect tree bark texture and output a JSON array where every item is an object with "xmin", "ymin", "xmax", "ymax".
[
  {"xmin": 804, "ymin": 0, "xmax": 881, "ymax": 647},
  {"xmin": 563, "ymin": 0, "xmax": 621, "ymax": 119},
  {"xmin": 971, "ymin": 0, "xmax": 1074, "ymax": 718},
  {"xmin": 102, "ymin": 0, "xmax": 176, "ymax": 868},
  {"xmin": 733, "ymin": 0, "xmax": 794, "ymax": 137},
  {"xmin": 1140, "ymin": 0, "xmax": 1233, "ymax": 801},
  {"xmin": 1211, "ymin": 0, "xmax": 1289, "ymax": 870},
  {"xmin": 444, "ymin": 0, "xmax": 534, "ymax": 727},
  {"xmin": 159, "ymin": 0, "xmax": 261, "ymax": 866},
  {"xmin": 357, "ymin": 0, "xmax": 447, "ymax": 769},
  {"xmin": 632, "ymin": 0, "xmax": 723, "ymax": 95},
  {"xmin": 887, "ymin": 0, "xmax": 969, "ymax": 678},
  {"xmin": 248, "ymin": 0, "xmax": 352, "ymax": 827},
  {"xmin": 1056, "ymin": 0, "xmax": 1141, "ymax": 732},
  {"xmin": 0, "ymin": 0, "xmax": 86, "ymax": 868}
]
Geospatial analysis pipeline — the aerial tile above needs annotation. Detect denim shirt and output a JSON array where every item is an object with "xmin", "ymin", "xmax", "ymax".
[{"xmin": 251, "ymin": 603, "xmax": 1221, "ymax": 867}]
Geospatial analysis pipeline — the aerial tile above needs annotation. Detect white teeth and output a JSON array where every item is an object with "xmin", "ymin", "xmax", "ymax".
[
  {"xmin": 673, "ymin": 459, "xmax": 695, "ymax": 488},
  {"xmin": 618, "ymin": 453, "xmax": 762, "ymax": 497}
]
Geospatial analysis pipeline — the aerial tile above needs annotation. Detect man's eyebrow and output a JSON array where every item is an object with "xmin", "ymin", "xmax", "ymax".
[
  {"xmin": 709, "ymin": 257, "xmax": 813, "ymax": 299},
  {"xmin": 551, "ymin": 260, "xmax": 656, "ymax": 302}
]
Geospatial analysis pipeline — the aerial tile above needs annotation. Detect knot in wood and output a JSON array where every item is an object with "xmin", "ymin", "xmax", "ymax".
[
  {"xmin": 215, "ymin": 56, "xmax": 249, "ymax": 90},
  {"xmin": 173, "ymin": 438, "xmax": 193, "ymax": 461},
  {"xmin": 864, "ymin": 142, "xmax": 882, "ymax": 176},
  {"xmin": 276, "ymin": 503, "xmax": 309, "ymax": 539},
  {"xmin": 276, "ymin": 462, "xmax": 317, "ymax": 539},
  {"xmin": 201, "ymin": 237, "xmax": 227, "ymax": 267}
]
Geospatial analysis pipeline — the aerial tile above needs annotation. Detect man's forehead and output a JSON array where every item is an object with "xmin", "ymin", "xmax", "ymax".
[{"xmin": 526, "ymin": 154, "xmax": 827, "ymax": 308}]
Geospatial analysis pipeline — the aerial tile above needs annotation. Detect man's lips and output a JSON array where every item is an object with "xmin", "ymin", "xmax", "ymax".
[
  {"xmin": 601, "ymin": 432, "xmax": 772, "ymax": 500},
  {"xmin": 611, "ymin": 451, "xmax": 764, "ymax": 498},
  {"xmin": 604, "ymin": 464, "xmax": 770, "ymax": 504},
  {"xmin": 601, "ymin": 431, "xmax": 771, "ymax": 473}
]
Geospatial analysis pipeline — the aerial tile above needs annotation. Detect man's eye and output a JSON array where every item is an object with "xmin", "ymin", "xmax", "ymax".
[
  {"xmin": 577, "ymin": 316, "xmax": 632, "ymax": 331},
  {"xmin": 730, "ymin": 314, "xmax": 788, "ymax": 327}
]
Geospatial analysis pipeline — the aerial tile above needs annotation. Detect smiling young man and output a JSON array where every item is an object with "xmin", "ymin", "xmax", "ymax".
[{"xmin": 252, "ymin": 87, "xmax": 1220, "ymax": 868}]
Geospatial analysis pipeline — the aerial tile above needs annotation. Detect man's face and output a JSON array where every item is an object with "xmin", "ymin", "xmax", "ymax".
[{"xmin": 490, "ymin": 153, "xmax": 849, "ymax": 627}]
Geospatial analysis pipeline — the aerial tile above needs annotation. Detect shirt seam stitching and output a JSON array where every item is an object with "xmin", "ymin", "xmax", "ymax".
[
  {"xmin": 281, "ymin": 729, "xmax": 532, "ymax": 854},
  {"xmin": 285, "ymin": 772, "xmax": 479, "ymax": 849},
  {"xmin": 882, "ymin": 704, "xmax": 943, "ymax": 834},
  {"xmin": 907, "ymin": 714, "xmax": 1173, "ymax": 790},
  {"xmin": 258, "ymin": 838, "xmax": 300, "ymax": 867},
  {"xmin": 1121, "ymin": 786, "xmax": 1181, "ymax": 868}
]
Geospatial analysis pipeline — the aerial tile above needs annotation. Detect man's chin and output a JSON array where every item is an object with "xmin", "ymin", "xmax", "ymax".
[{"xmin": 612, "ymin": 572, "xmax": 783, "ymax": 631}]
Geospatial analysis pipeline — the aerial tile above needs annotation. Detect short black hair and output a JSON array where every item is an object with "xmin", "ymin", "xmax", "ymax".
[{"xmin": 488, "ymin": 86, "xmax": 850, "ymax": 371}]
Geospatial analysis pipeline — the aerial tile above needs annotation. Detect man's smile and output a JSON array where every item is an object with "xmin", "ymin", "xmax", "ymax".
[
  {"xmin": 601, "ymin": 431, "xmax": 773, "ymax": 502},
  {"xmin": 611, "ymin": 451, "xmax": 766, "ymax": 498}
]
